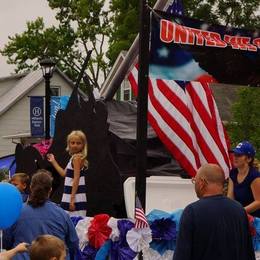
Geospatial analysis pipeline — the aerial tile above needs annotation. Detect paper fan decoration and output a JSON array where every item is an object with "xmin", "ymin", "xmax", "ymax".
[
  {"xmin": 88, "ymin": 214, "xmax": 112, "ymax": 249},
  {"xmin": 107, "ymin": 217, "xmax": 120, "ymax": 242},
  {"xmin": 75, "ymin": 217, "xmax": 93, "ymax": 250},
  {"xmin": 151, "ymin": 218, "xmax": 177, "ymax": 241},
  {"xmin": 126, "ymin": 227, "xmax": 152, "ymax": 252},
  {"xmin": 110, "ymin": 240, "xmax": 137, "ymax": 260}
]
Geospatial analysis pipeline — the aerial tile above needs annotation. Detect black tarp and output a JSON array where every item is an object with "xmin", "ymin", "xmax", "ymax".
[
  {"xmin": 14, "ymin": 96, "xmax": 187, "ymax": 218},
  {"xmin": 106, "ymin": 100, "xmax": 187, "ymax": 178}
]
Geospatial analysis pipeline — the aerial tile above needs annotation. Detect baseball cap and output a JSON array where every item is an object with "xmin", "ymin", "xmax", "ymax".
[{"xmin": 231, "ymin": 141, "xmax": 256, "ymax": 158}]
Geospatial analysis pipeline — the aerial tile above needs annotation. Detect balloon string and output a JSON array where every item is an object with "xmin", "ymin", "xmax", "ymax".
[{"xmin": 0, "ymin": 229, "xmax": 2, "ymax": 252}]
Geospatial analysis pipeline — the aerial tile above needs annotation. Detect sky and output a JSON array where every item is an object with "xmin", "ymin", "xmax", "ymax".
[{"xmin": 0, "ymin": 0, "xmax": 57, "ymax": 77}]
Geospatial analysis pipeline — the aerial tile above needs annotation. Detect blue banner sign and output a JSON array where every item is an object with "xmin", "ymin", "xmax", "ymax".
[
  {"xmin": 30, "ymin": 96, "xmax": 44, "ymax": 137},
  {"xmin": 50, "ymin": 96, "xmax": 69, "ymax": 137}
]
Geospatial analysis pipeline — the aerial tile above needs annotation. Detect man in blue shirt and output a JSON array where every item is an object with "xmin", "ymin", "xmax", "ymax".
[{"xmin": 173, "ymin": 164, "xmax": 255, "ymax": 260}]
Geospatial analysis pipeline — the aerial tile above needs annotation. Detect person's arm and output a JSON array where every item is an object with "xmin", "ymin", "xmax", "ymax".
[
  {"xmin": 69, "ymin": 155, "xmax": 82, "ymax": 211},
  {"xmin": 227, "ymin": 178, "xmax": 234, "ymax": 199},
  {"xmin": 173, "ymin": 206, "xmax": 193, "ymax": 260},
  {"xmin": 0, "ymin": 242, "xmax": 28, "ymax": 260},
  {"xmin": 244, "ymin": 178, "xmax": 260, "ymax": 214},
  {"xmin": 47, "ymin": 153, "xmax": 66, "ymax": 177}
]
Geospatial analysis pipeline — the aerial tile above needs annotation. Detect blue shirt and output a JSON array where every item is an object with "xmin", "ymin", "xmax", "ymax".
[
  {"xmin": 173, "ymin": 195, "xmax": 255, "ymax": 260},
  {"xmin": 230, "ymin": 167, "xmax": 260, "ymax": 217},
  {"xmin": 3, "ymin": 201, "xmax": 79, "ymax": 260},
  {"xmin": 21, "ymin": 192, "xmax": 28, "ymax": 203}
]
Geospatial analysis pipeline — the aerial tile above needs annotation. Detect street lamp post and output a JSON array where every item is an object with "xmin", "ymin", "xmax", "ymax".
[{"xmin": 39, "ymin": 58, "xmax": 56, "ymax": 140}]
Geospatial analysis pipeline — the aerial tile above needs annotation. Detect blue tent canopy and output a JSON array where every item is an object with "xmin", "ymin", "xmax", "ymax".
[{"xmin": 0, "ymin": 154, "xmax": 16, "ymax": 177}]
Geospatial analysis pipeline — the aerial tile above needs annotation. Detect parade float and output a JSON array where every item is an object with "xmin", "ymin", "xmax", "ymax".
[{"xmin": 1, "ymin": 0, "xmax": 260, "ymax": 258}]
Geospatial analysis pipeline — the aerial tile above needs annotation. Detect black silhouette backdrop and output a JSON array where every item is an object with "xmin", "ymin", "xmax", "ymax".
[{"xmin": 15, "ymin": 87, "xmax": 124, "ymax": 217}]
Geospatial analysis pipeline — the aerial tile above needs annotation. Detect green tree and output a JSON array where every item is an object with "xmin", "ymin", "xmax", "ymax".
[
  {"xmin": 1, "ymin": 0, "xmax": 110, "ymax": 89},
  {"xmin": 107, "ymin": 0, "xmax": 156, "ymax": 65},
  {"xmin": 227, "ymin": 87, "xmax": 260, "ymax": 159},
  {"xmin": 183, "ymin": 0, "xmax": 260, "ymax": 28}
]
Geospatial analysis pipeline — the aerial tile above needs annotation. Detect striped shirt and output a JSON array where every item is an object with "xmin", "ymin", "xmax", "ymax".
[{"xmin": 61, "ymin": 158, "xmax": 87, "ymax": 217}]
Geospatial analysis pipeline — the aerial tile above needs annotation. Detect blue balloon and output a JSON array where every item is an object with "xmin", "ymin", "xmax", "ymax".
[{"xmin": 0, "ymin": 183, "xmax": 23, "ymax": 229}]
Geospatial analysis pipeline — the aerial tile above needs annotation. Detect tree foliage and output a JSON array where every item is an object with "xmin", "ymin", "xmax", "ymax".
[
  {"xmin": 107, "ymin": 0, "xmax": 156, "ymax": 65},
  {"xmin": 1, "ymin": 0, "xmax": 110, "ymax": 89},
  {"xmin": 182, "ymin": 0, "xmax": 260, "ymax": 28},
  {"xmin": 1, "ymin": 0, "xmax": 260, "ymax": 91},
  {"xmin": 227, "ymin": 87, "xmax": 260, "ymax": 159}
]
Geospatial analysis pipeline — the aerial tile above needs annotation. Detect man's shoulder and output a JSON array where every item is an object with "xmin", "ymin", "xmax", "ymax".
[
  {"xmin": 187, "ymin": 195, "xmax": 243, "ymax": 210},
  {"xmin": 183, "ymin": 196, "xmax": 246, "ymax": 223}
]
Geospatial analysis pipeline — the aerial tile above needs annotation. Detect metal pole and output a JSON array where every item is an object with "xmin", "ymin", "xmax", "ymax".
[
  {"xmin": 136, "ymin": 0, "xmax": 150, "ymax": 209},
  {"xmin": 45, "ymin": 76, "xmax": 51, "ymax": 140}
]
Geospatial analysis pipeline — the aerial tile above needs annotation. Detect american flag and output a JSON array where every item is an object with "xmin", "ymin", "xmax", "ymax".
[
  {"xmin": 167, "ymin": 0, "xmax": 184, "ymax": 15},
  {"xmin": 135, "ymin": 196, "xmax": 149, "ymax": 229},
  {"xmin": 128, "ymin": 66, "xmax": 232, "ymax": 177}
]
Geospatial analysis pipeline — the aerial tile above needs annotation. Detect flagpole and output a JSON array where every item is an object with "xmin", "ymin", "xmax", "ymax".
[{"xmin": 136, "ymin": 0, "xmax": 150, "ymax": 211}]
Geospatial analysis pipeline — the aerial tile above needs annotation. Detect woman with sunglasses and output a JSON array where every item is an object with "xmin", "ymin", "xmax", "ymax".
[{"xmin": 227, "ymin": 141, "xmax": 260, "ymax": 217}]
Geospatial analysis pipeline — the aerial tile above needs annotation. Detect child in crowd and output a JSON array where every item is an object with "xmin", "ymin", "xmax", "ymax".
[
  {"xmin": 29, "ymin": 235, "xmax": 66, "ymax": 260},
  {"xmin": 10, "ymin": 173, "xmax": 30, "ymax": 202},
  {"xmin": 47, "ymin": 130, "xmax": 88, "ymax": 217},
  {"xmin": 0, "ymin": 242, "xmax": 28, "ymax": 260}
]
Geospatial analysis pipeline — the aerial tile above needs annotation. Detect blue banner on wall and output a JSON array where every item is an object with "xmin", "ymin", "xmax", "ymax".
[
  {"xmin": 50, "ymin": 97, "xmax": 60, "ymax": 138},
  {"xmin": 30, "ymin": 96, "xmax": 44, "ymax": 137},
  {"xmin": 50, "ymin": 96, "xmax": 69, "ymax": 137}
]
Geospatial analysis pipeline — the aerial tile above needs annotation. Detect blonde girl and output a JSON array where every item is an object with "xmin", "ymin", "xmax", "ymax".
[{"xmin": 47, "ymin": 130, "xmax": 88, "ymax": 216}]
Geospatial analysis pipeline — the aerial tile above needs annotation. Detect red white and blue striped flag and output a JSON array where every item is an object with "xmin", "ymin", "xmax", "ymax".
[
  {"xmin": 135, "ymin": 196, "xmax": 149, "ymax": 229},
  {"xmin": 128, "ymin": 66, "xmax": 232, "ymax": 177}
]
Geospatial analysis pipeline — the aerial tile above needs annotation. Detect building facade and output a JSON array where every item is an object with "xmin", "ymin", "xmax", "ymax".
[{"xmin": 0, "ymin": 69, "xmax": 75, "ymax": 157}]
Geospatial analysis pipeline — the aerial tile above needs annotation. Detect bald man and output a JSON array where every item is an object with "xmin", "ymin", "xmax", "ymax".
[{"xmin": 173, "ymin": 164, "xmax": 255, "ymax": 260}]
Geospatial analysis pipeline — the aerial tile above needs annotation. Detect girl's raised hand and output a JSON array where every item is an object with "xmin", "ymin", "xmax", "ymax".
[{"xmin": 47, "ymin": 153, "xmax": 55, "ymax": 163}]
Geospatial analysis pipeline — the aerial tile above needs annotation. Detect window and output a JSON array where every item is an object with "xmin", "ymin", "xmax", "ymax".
[
  {"xmin": 50, "ymin": 86, "xmax": 60, "ymax": 96},
  {"xmin": 121, "ymin": 80, "xmax": 132, "ymax": 101},
  {"xmin": 124, "ymin": 89, "xmax": 130, "ymax": 101}
]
